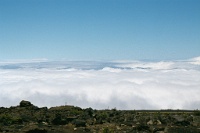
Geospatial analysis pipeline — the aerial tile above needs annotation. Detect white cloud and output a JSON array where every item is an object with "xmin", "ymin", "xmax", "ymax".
[
  {"xmin": 0, "ymin": 58, "xmax": 200, "ymax": 110},
  {"xmin": 189, "ymin": 56, "xmax": 200, "ymax": 65},
  {"xmin": 116, "ymin": 61, "xmax": 174, "ymax": 70}
]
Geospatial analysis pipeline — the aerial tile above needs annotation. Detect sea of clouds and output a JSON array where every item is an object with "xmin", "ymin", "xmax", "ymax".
[{"xmin": 0, "ymin": 57, "xmax": 200, "ymax": 110}]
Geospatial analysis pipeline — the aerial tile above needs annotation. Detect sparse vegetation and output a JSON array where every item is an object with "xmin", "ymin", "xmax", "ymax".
[
  {"xmin": 194, "ymin": 110, "xmax": 200, "ymax": 116},
  {"xmin": 0, "ymin": 100, "xmax": 199, "ymax": 133}
]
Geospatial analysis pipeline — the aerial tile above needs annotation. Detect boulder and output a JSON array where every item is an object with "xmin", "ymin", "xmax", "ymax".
[
  {"xmin": 73, "ymin": 119, "xmax": 86, "ymax": 127},
  {"xmin": 20, "ymin": 100, "xmax": 33, "ymax": 107}
]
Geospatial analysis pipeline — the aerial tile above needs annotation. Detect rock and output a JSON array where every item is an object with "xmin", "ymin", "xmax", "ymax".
[
  {"xmin": 136, "ymin": 125, "xmax": 150, "ymax": 131},
  {"xmin": 164, "ymin": 127, "xmax": 168, "ymax": 133},
  {"xmin": 66, "ymin": 116, "xmax": 77, "ymax": 123},
  {"xmin": 51, "ymin": 114, "xmax": 68, "ymax": 125},
  {"xmin": 173, "ymin": 115, "xmax": 184, "ymax": 122},
  {"xmin": 157, "ymin": 120, "xmax": 162, "ymax": 125},
  {"xmin": 147, "ymin": 120, "xmax": 153, "ymax": 125},
  {"xmin": 64, "ymin": 123, "xmax": 75, "ymax": 130},
  {"xmin": 93, "ymin": 118, "xmax": 96, "ymax": 124},
  {"xmin": 73, "ymin": 119, "xmax": 86, "ymax": 127},
  {"xmin": 26, "ymin": 128, "xmax": 47, "ymax": 133},
  {"xmin": 155, "ymin": 131, "xmax": 165, "ymax": 133},
  {"xmin": 120, "ymin": 124, "xmax": 126, "ymax": 126},
  {"xmin": 153, "ymin": 127, "xmax": 165, "ymax": 133},
  {"xmin": 85, "ymin": 127, "xmax": 90, "ymax": 132},
  {"xmin": 42, "ymin": 122, "xmax": 48, "ymax": 125},
  {"xmin": 116, "ymin": 126, "xmax": 121, "ymax": 130},
  {"xmin": 20, "ymin": 100, "xmax": 33, "ymax": 107},
  {"xmin": 175, "ymin": 120, "xmax": 190, "ymax": 126}
]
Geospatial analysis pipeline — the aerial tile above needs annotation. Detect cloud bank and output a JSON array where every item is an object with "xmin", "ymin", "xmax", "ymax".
[{"xmin": 0, "ymin": 57, "xmax": 200, "ymax": 110}]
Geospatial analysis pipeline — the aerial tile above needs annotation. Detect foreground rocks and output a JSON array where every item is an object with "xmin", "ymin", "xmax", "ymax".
[{"xmin": 0, "ymin": 100, "xmax": 200, "ymax": 133}]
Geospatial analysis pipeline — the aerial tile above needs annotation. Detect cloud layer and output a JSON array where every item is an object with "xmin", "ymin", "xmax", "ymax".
[{"xmin": 0, "ymin": 57, "xmax": 200, "ymax": 109}]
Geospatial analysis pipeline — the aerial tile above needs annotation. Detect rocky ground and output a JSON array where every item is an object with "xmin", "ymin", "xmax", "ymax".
[{"xmin": 0, "ymin": 100, "xmax": 200, "ymax": 133}]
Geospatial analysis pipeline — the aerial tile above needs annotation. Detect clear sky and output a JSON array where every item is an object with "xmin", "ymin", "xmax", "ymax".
[{"xmin": 0, "ymin": 0, "xmax": 200, "ymax": 60}]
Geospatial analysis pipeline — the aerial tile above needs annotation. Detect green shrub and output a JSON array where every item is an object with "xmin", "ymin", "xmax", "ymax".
[
  {"xmin": 194, "ymin": 110, "xmax": 200, "ymax": 116},
  {"xmin": 103, "ymin": 127, "xmax": 113, "ymax": 133},
  {"xmin": 0, "ymin": 114, "xmax": 22, "ymax": 125}
]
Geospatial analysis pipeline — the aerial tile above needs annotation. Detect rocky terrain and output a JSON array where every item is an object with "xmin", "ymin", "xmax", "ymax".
[{"xmin": 0, "ymin": 100, "xmax": 200, "ymax": 133}]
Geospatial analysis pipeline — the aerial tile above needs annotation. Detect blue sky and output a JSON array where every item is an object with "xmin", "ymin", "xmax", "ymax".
[{"xmin": 0, "ymin": 0, "xmax": 200, "ymax": 60}]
